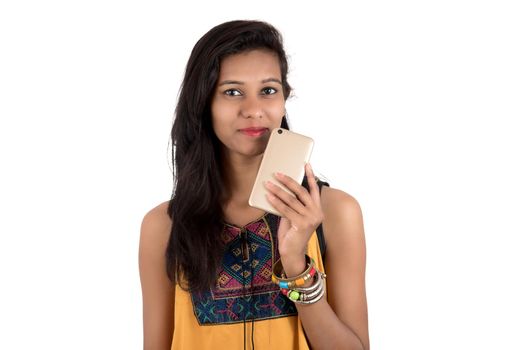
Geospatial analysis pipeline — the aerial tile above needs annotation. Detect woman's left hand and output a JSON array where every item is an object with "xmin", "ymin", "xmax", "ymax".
[{"xmin": 264, "ymin": 163, "xmax": 324, "ymax": 268}]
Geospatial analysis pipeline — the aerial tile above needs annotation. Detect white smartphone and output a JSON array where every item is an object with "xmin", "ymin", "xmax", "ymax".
[{"xmin": 248, "ymin": 128, "xmax": 314, "ymax": 216}]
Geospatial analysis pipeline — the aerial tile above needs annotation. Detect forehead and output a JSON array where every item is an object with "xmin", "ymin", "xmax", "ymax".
[{"xmin": 218, "ymin": 49, "xmax": 281, "ymax": 80}]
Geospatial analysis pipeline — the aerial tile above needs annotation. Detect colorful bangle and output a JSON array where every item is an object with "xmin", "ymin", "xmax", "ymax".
[
  {"xmin": 281, "ymin": 270, "xmax": 321, "ymax": 298},
  {"xmin": 272, "ymin": 255, "xmax": 317, "ymax": 289},
  {"xmin": 281, "ymin": 270, "xmax": 327, "ymax": 304}
]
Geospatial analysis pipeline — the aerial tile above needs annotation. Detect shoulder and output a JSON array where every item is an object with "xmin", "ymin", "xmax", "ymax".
[
  {"xmin": 319, "ymin": 186, "xmax": 365, "ymax": 251},
  {"xmin": 140, "ymin": 200, "xmax": 172, "ymax": 250},
  {"xmin": 141, "ymin": 201, "xmax": 172, "ymax": 232},
  {"xmin": 320, "ymin": 186, "xmax": 363, "ymax": 225}
]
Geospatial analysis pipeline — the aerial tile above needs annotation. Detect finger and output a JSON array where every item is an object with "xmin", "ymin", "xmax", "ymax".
[
  {"xmin": 265, "ymin": 180, "xmax": 308, "ymax": 216},
  {"xmin": 265, "ymin": 191, "xmax": 303, "ymax": 223},
  {"xmin": 305, "ymin": 163, "xmax": 321, "ymax": 204},
  {"xmin": 272, "ymin": 172, "xmax": 314, "ymax": 208}
]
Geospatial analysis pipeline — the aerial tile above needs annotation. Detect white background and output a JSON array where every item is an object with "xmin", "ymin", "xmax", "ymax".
[{"xmin": 1, "ymin": 0, "xmax": 523, "ymax": 349}]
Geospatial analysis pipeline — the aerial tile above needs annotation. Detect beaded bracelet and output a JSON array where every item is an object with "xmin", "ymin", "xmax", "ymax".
[
  {"xmin": 281, "ymin": 270, "xmax": 322, "ymax": 299},
  {"xmin": 272, "ymin": 255, "xmax": 317, "ymax": 289},
  {"xmin": 281, "ymin": 270, "xmax": 327, "ymax": 304}
]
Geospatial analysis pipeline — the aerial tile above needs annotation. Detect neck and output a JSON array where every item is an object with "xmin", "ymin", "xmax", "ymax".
[{"xmin": 221, "ymin": 151, "xmax": 263, "ymax": 207}]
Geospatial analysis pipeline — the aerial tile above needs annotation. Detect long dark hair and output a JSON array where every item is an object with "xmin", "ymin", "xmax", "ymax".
[{"xmin": 166, "ymin": 20, "xmax": 293, "ymax": 292}]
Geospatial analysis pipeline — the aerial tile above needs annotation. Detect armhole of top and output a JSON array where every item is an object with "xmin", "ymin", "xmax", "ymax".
[{"xmin": 301, "ymin": 176, "xmax": 330, "ymax": 262}]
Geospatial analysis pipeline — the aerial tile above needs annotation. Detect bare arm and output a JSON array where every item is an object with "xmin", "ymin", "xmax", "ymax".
[
  {"xmin": 295, "ymin": 188, "xmax": 369, "ymax": 350},
  {"xmin": 268, "ymin": 171, "xmax": 370, "ymax": 350},
  {"xmin": 138, "ymin": 201, "xmax": 175, "ymax": 350}
]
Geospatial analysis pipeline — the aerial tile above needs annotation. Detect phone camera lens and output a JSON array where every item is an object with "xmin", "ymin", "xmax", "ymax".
[{"xmin": 277, "ymin": 129, "xmax": 283, "ymax": 134}]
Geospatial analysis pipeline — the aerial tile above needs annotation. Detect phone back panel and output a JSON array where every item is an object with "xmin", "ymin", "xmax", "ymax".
[{"xmin": 248, "ymin": 128, "xmax": 314, "ymax": 216}]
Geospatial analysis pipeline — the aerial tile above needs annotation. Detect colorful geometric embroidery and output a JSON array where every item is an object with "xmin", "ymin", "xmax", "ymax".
[{"xmin": 191, "ymin": 213, "xmax": 298, "ymax": 325}]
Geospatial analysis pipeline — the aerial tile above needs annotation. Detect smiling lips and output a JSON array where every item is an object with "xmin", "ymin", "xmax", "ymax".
[{"xmin": 239, "ymin": 127, "xmax": 268, "ymax": 137}]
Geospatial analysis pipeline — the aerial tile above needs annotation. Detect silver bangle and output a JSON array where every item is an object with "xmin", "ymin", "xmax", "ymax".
[
  {"xmin": 286, "ymin": 271, "xmax": 326, "ymax": 305},
  {"xmin": 295, "ymin": 280, "xmax": 325, "ymax": 304}
]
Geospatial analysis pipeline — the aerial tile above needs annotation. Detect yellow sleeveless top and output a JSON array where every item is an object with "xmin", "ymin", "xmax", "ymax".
[{"xmin": 171, "ymin": 212, "xmax": 327, "ymax": 350}]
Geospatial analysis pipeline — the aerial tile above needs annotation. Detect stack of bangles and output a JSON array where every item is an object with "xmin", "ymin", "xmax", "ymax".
[{"xmin": 271, "ymin": 254, "xmax": 326, "ymax": 305}]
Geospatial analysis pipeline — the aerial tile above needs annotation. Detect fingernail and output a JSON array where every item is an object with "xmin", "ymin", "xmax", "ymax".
[{"xmin": 306, "ymin": 163, "xmax": 312, "ymax": 172}]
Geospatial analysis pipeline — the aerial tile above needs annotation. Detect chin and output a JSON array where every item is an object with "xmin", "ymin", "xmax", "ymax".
[
  {"xmin": 234, "ymin": 138, "xmax": 269, "ymax": 156},
  {"xmin": 242, "ymin": 147, "xmax": 265, "ymax": 157},
  {"xmin": 229, "ymin": 144, "xmax": 266, "ymax": 158}
]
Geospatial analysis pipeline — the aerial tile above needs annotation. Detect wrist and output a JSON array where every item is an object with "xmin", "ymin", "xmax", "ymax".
[
  {"xmin": 280, "ymin": 255, "xmax": 316, "ymax": 289},
  {"xmin": 280, "ymin": 255, "xmax": 307, "ymax": 280}
]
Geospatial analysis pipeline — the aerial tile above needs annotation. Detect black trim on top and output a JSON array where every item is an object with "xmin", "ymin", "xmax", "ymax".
[{"xmin": 301, "ymin": 176, "xmax": 330, "ymax": 262}]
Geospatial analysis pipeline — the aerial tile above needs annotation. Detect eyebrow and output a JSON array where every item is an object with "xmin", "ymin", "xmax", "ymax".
[{"xmin": 217, "ymin": 78, "xmax": 283, "ymax": 86}]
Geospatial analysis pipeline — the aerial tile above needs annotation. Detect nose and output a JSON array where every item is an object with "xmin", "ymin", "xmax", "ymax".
[{"xmin": 239, "ymin": 94, "xmax": 263, "ymax": 119}]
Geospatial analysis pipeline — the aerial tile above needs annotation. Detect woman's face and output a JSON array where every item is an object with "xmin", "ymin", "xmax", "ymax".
[{"xmin": 211, "ymin": 49, "xmax": 286, "ymax": 158}]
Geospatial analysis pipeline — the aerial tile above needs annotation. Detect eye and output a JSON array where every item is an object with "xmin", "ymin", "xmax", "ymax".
[
  {"xmin": 224, "ymin": 89, "xmax": 242, "ymax": 96},
  {"xmin": 261, "ymin": 87, "xmax": 277, "ymax": 95}
]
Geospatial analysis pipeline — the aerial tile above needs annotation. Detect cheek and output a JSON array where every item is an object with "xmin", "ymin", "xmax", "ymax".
[
  {"xmin": 210, "ymin": 101, "xmax": 233, "ymax": 142},
  {"xmin": 266, "ymin": 99, "xmax": 286, "ymax": 119},
  {"xmin": 211, "ymin": 115, "xmax": 225, "ymax": 142},
  {"xmin": 211, "ymin": 98, "xmax": 235, "ymax": 121}
]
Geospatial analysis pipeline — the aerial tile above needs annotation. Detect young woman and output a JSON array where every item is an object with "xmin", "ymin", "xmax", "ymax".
[{"xmin": 139, "ymin": 20, "xmax": 369, "ymax": 350}]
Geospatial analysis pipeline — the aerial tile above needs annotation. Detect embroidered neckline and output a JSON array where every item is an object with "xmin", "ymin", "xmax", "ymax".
[
  {"xmin": 222, "ymin": 211, "xmax": 270, "ymax": 230},
  {"xmin": 190, "ymin": 211, "xmax": 297, "ymax": 325}
]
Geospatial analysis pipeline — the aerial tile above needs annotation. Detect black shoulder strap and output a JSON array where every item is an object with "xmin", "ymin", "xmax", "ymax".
[{"xmin": 301, "ymin": 176, "xmax": 330, "ymax": 262}]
